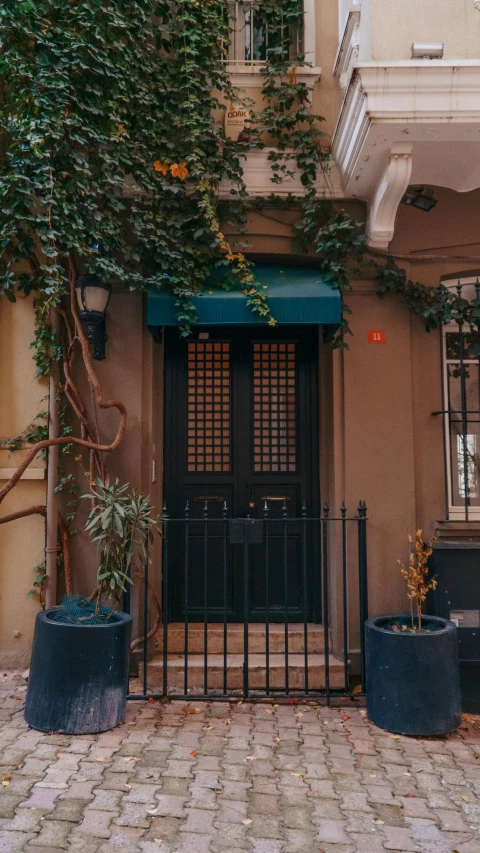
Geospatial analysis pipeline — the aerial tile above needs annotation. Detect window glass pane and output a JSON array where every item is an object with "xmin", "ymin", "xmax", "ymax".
[
  {"xmin": 445, "ymin": 332, "xmax": 478, "ymax": 361},
  {"xmin": 447, "ymin": 358, "xmax": 480, "ymax": 506}
]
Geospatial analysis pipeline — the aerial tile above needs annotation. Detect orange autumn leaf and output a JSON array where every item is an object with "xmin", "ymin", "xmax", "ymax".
[
  {"xmin": 188, "ymin": 709, "xmax": 201, "ymax": 715},
  {"xmin": 190, "ymin": 750, "xmax": 196, "ymax": 757},
  {"xmin": 153, "ymin": 160, "xmax": 169, "ymax": 175},
  {"xmin": 170, "ymin": 162, "xmax": 189, "ymax": 180}
]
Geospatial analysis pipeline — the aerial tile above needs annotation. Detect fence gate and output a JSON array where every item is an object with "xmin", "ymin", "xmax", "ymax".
[{"xmin": 126, "ymin": 501, "xmax": 368, "ymax": 702}]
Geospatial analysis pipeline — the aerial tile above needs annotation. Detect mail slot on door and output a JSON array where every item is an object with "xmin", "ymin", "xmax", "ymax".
[{"xmin": 230, "ymin": 519, "xmax": 264, "ymax": 544}]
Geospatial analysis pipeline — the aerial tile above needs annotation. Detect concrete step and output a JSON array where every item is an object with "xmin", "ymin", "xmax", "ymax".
[
  {"xmin": 144, "ymin": 652, "xmax": 345, "ymax": 691},
  {"xmin": 154, "ymin": 622, "xmax": 327, "ymax": 655}
]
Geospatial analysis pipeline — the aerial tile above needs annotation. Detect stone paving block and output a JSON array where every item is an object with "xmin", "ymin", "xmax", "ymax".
[
  {"xmin": 188, "ymin": 785, "xmax": 218, "ymax": 810},
  {"xmin": 49, "ymin": 797, "xmax": 91, "ymax": 823},
  {"xmin": 180, "ymin": 806, "xmax": 216, "ymax": 833},
  {"xmin": 250, "ymin": 792, "xmax": 281, "ymax": 815},
  {"xmin": 89, "ymin": 789, "xmax": 123, "ymax": 812},
  {"xmin": 153, "ymin": 793, "xmax": 187, "ymax": 817},
  {"xmin": 312, "ymin": 799, "xmax": 344, "ymax": 820},
  {"xmin": 19, "ymin": 786, "xmax": 60, "ymax": 810},
  {"xmin": 161, "ymin": 777, "xmax": 191, "ymax": 796},
  {"xmin": 66, "ymin": 834, "xmax": 102, "ymax": 852},
  {"xmin": 98, "ymin": 825, "xmax": 145, "ymax": 851},
  {"xmin": 0, "ymin": 830, "xmax": 36, "ymax": 852},
  {"xmin": 381, "ymin": 825, "xmax": 419, "ymax": 850},
  {"xmin": 350, "ymin": 832, "xmax": 387, "ymax": 853},
  {"xmin": 144, "ymin": 814, "xmax": 183, "ymax": 841},
  {"xmin": 211, "ymin": 820, "xmax": 250, "ymax": 850},
  {"xmin": 314, "ymin": 818, "xmax": 350, "ymax": 844},
  {"xmin": 76, "ymin": 808, "xmax": 114, "ymax": 838},
  {"xmin": 251, "ymin": 840, "xmax": 284, "ymax": 853},
  {"xmin": 399, "ymin": 795, "xmax": 435, "ymax": 818},
  {"xmin": 176, "ymin": 833, "xmax": 216, "ymax": 853},
  {"xmin": 59, "ymin": 780, "xmax": 96, "ymax": 800},
  {"xmin": 0, "ymin": 794, "xmax": 25, "ymax": 818},
  {"xmin": 3, "ymin": 806, "xmax": 46, "ymax": 832},
  {"xmin": 249, "ymin": 813, "xmax": 283, "ymax": 839},
  {"xmin": 33, "ymin": 818, "xmax": 76, "ymax": 848}
]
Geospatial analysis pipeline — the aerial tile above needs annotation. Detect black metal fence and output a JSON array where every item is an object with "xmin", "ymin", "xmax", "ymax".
[{"xmin": 126, "ymin": 501, "xmax": 368, "ymax": 702}]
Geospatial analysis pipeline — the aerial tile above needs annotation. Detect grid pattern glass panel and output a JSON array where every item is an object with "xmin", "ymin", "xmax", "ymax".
[
  {"xmin": 253, "ymin": 342, "xmax": 296, "ymax": 472},
  {"xmin": 187, "ymin": 342, "xmax": 230, "ymax": 472}
]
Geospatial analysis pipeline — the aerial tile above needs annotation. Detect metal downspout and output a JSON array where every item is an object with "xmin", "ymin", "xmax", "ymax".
[{"xmin": 45, "ymin": 309, "xmax": 61, "ymax": 609}]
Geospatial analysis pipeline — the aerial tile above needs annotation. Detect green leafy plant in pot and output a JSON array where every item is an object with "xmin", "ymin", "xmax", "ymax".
[
  {"xmin": 365, "ymin": 530, "xmax": 462, "ymax": 736},
  {"xmin": 25, "ymin": 480, "xmax": 160, "ymax": 734}
]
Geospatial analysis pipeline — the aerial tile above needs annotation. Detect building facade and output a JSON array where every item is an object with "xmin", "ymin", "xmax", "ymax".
[{"xmin": 2, "ymin": 0, "xmax": 480, "ymax": 683}]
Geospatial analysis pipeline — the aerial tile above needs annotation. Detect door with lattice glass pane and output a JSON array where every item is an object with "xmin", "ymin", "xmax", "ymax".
[{"xmin": 163, "ymin": 327, "xmax": 320, "ymax": 621}]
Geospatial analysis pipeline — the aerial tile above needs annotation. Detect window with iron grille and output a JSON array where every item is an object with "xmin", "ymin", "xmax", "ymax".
[
  {"xmin": 226, "ymin": 1, "xmax": 303, "ymax": 65},
  {"xmin": 440, "ymin": 278, "xmax": 480, "ymax": 520}
]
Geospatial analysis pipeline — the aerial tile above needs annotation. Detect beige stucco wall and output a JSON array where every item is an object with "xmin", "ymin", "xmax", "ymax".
[
  {"xmin": 370, "ymin": 0, "xmax": 480, "ymax": 60},
  {"xmin": 0, "ymin": 298, "xmax": 47, "ymax": 667}
]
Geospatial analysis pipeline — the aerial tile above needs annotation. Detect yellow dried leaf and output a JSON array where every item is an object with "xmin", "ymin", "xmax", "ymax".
[
  {"xmin": 188, "ymin": 709, "xmax": 201, "ymax": 715},
  {"xmin": 274, "ymin": 737, "xmax": 281, "ymax": 743},
  {"xmin": 460, "ymin": 795, "xmax": 470, "ymax": 802},
  {"xmin": 290, "ymin": 772, "xmax": 304, "ymax": 777},
  {"xmin": 96, "ymin": 756, "xmax": 108, "ymax": 762},
  {"xmin": 242, "ymin": 818, "xmax": 252, "ymax": 825},
  {"xmin": 373, "ymin": 819, "xmax": 385, "ymax": 825},
  {"xmin": 153, "ymin": 160, "xmax": 168, "ymax": 175},
  {"xmin": 170, "ymin": 162, "xmax": 189, "ymax": 180}
]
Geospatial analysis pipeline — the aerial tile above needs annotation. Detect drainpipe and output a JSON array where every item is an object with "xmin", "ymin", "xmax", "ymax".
[{"xmin": 45, "ymin": 309, "xmax": 61, "ymax": 609}]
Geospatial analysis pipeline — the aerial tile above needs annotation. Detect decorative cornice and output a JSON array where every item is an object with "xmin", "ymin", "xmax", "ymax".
[{"xmin": 366, "ymin": 143, "xmax": 412, "ymax": 249}]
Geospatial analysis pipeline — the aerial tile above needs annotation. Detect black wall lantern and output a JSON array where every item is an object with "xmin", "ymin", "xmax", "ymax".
[{"xmin": 75, "ymin": 274, "xmax": 112, "ymax": 360}]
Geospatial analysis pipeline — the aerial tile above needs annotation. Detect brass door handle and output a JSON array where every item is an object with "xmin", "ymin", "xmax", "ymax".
[
  {"xmin": 193, "ymin": 495, "xmax": 225, "ymax": 502},
  {"xmin": 260, "ymin": 496, "xmax": 291, "ymax": 501}
]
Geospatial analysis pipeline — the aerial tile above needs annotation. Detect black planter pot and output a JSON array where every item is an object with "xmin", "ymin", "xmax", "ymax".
[
  {"xmin": 365, "ymin": 614, "xmax": 462, "ymax": 736},
  {"xmin": 25, "ymin": 609, "xmax": 133, "ymax": 734}
]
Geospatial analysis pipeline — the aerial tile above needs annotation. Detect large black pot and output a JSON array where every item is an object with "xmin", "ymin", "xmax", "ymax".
[
  {"xmin": 365, "ymin": 614, "xmax": 462, "ymax": 736},
  {"xmin": 25, "ymin": 609, "xmax": 132, "ymax": 734}
]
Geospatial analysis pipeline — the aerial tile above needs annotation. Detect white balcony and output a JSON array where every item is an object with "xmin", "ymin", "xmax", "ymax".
[{"xmin": 332, "ymin": 61, "xmax": 480, "ymax": 248}]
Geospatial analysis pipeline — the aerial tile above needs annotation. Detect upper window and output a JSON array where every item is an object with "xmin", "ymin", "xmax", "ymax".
[
  {"xmin": 227, "ymin": 1, "xmax": 304, "ymax": 65},
  {"xmin": 441, "ymin": 276, "xmax": 480, "ymax": 520}
]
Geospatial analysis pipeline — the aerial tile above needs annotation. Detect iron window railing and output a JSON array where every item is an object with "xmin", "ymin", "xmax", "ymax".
[
  {"xmin": 434, "ymin": 280, "xmax": 480, "ymax": 521},
  {"xmin": 226, "ymin": 1, "xmax": 303, "ymax": 66}
]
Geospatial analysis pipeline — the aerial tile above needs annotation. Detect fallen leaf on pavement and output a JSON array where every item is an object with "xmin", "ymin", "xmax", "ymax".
[
  {"xmin": 153, "ymin": 840, "xmax": 163, "ymax": 845},
  {"xmin": 274, "ymin": 737, "xmax": 281, "ymax": 743},
  {"xmin": 460, "ymin": 795, "xmax": 470, "ymax": 802},
  {"xmin": 203, "ymin": 725, "xmax": 213, "ymax": 730},
  {"xmin": 242, "ymin": 819, "xmax": 252, "ymax": 825},
  {"xmin": 188, "ymin": 709, "xmax": 202, "ymax": 715},
  {"xmin": 2, "ymin": 773, "xmax": 11, "ymax": 786},
  {"xmin": 369, "ymin": 773, "xmax": 377, "ymax": 778},
  {"xmin": 389, "ymin": 734, "xmax": 400, "ymax": 740},
  {"xmin": 190, "ymin": 750, "xmax": 196, "ymax": 757},
  {"xmin": 342, "ymin": 715, "xmax": 351, "ymax": 721},
  {"xmin": 146, "ymin": 808, "xmax": 158, "ymax": 815},
  {"xmin": 373, "ymin": 819, "xmax": 385, "ymax": 825},
  {"xmin": 96, "ymin": 756, "xmax": 108, "ymax": 762},
  {"xmin": 17, "ymin": 763, "xmax": 24, "ymax": 769},
  {"xmin": 290, "ymin": 772, "xmax": 304, "ymax": 777}
]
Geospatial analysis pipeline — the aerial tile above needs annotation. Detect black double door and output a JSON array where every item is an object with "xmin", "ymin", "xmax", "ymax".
[{"xmin": 163, "ymin": 326, "xmax": 320, "ymax": 622}]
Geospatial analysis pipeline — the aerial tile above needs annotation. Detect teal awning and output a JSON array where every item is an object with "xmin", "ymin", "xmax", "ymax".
[{"xmin": 146, "ymin": 264, "xmax": 341, "ymax": 336}]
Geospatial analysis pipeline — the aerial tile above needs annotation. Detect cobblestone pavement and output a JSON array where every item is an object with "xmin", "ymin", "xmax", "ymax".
[{"xmin": 0, "ymin": 672, "xmax": 480, "ymax": 852}]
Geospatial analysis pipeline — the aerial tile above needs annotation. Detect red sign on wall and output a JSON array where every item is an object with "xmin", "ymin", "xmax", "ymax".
[{"xmin": 368, "ymin": 330, "xmax": 386, "ymax": 344}]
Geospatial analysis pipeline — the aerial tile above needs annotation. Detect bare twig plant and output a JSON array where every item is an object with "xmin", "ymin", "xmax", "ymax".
[{"xmin": 399, "ymin": 530, "xmax": 437, "ymax": 631}]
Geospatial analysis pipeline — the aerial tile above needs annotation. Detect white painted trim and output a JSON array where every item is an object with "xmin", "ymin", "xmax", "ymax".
[
  {"xmin": 227, "ymin": 65, "xmax": 321, "ymax": 89},
  {"xmin": 366, "ymin": 143, "xmax": 412, "ymax": 249},
  {"xmin": 333, "ymin": 4, "xmax": 361, "ymax": 91},
  {"xmin": 332, "ymin": 62, "xmax": 480, "ymax": 189}
]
